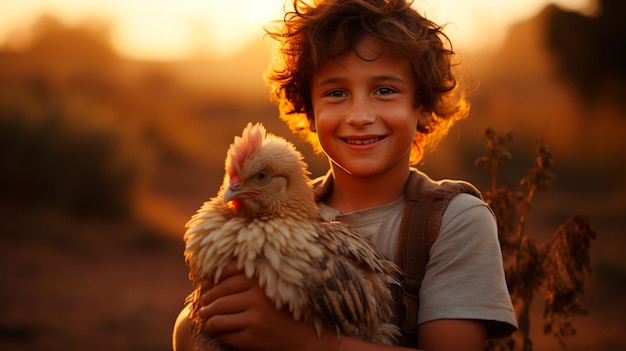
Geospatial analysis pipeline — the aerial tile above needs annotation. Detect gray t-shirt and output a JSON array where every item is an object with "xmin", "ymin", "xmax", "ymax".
[{"xmin": 318, "ymin": 193, "xmax": 518, "ymax": 336}]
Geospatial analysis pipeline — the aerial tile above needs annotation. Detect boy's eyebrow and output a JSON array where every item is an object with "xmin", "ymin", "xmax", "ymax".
[
  {"xmin": 317, "ymin": 77, "xmax": 345, "ymax": 86},
  {"xmin": 317, "ymin": 75, "xmax": 407, "ymax": 86}
]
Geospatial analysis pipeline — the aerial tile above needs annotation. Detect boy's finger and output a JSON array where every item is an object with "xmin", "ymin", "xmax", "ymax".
[
  {"xmin": 200, "ymin": 271, "xmax": 254, "ymax": 307},
  {"xmin": 200, "ymin": 278, "xmax": 213, "ymax": 290},
  {"xmin": 218, "ymin": 260, "xmax": 241, "ymax": 281},
  {"xmin": 199, "ymin": 260, "xmax": 241, "ymax": 290}
]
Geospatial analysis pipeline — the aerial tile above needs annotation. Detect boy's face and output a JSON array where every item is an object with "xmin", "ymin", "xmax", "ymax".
[{"xmin": 310, "ymin": 35, "xmax": 424, "ymax": 178}]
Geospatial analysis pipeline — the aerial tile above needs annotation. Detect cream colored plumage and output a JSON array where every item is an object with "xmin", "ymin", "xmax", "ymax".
[{"xmin": 184, "ymin": 122, "xmax": 400, "ymax": 349}]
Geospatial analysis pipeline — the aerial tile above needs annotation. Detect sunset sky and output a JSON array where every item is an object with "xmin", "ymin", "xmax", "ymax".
[{"xmin": 0, "ymin": 0, "xmax": 593, "ymax": 60}]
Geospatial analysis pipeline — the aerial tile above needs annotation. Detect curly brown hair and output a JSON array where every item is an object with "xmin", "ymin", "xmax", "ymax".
[{"xmin": 264, "ymin": 0, "xmax": 469, "ymax": 164}]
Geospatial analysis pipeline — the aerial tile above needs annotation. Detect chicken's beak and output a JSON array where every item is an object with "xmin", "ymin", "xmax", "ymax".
[{"xmin": 224, "ymin": 184, "xmax": 253, "ymax": 203}]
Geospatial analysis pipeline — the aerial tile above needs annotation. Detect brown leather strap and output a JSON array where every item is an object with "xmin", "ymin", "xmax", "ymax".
[{"xmin": 395, "ymin": 197, "xmax": 433, "ymax": 347}]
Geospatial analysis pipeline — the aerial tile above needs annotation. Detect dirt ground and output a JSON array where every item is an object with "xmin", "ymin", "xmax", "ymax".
[{"xmin": 0, "ymin": 207, "xmax": 192, "ymax": 351}]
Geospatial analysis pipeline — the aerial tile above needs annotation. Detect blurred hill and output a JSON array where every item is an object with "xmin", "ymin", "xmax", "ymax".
[
  {"xmin": 0, "ymin": 3, "xmax": 625, "ymax": 350},
  {"xmin": 546, "ymin": 0, "xmax": 626, "ymax": 108}
]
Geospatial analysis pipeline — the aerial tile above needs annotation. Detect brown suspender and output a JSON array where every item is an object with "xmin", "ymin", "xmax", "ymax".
[{"xmin": 394, "ymin": 197, "xmax": 454, "ymax": 347}]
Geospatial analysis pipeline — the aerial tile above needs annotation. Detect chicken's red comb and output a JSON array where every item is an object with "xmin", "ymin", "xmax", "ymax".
[{"xmin": 226, "ymin": 122, "xmax": 266, "ymax": 180}]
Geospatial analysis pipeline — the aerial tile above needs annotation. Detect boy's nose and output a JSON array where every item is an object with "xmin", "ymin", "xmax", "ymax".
[{"xmin": 346, "ymin": 100, "xmax": 376, "ymax": 126}]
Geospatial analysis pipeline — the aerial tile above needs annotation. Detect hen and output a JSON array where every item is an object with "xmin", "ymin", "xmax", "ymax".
[{"xmin": 184, "ymin": 122, "xmax": 400, "ymax": 349}]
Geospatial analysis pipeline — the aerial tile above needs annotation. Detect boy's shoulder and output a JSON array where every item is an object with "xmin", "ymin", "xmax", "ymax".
[
  {"xmin": 404, "ymin": 168, "xmax": 482, "ymax": 202},
  {"xmin": 311, "ymin": 168, "xmax": 482, "ymax": 202}
]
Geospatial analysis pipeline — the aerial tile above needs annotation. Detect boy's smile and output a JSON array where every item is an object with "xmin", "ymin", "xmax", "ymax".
[
  {"xmin": 343, "ymin": 136, "xmax": 385, "ymax": 145},
  {"xmin": 310, "ymin": 35, "xmax": 422, "ymax": 178}
]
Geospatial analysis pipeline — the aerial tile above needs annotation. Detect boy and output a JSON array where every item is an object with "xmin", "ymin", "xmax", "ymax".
[{"xmin": 174, "ymin": 0, "xmax": 517, "ymax": 350}]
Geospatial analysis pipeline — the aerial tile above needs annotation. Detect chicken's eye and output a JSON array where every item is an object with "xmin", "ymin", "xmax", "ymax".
[{"xmin": 256, "ymin": 171, "xmax": 269, "ymax": 182}]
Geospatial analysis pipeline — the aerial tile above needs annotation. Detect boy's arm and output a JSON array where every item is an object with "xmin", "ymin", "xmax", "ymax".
[
  {"xmin": 173, "ymin": 303, "xmax": 486, "ymax": 351},
  {"xmin": 176, "ymin": 261, "xmax": 487, "ymax": 351}
]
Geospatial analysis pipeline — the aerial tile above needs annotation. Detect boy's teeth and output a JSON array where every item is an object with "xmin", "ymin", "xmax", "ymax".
[{"xmin": 347, "ymin": 138, "xmax": 379, "ymax": 145}]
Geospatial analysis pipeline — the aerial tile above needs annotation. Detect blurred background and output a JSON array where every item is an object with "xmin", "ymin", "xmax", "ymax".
[{"xmin": 0, "ymin": 0, "xmax": 624, "ymax": 350}]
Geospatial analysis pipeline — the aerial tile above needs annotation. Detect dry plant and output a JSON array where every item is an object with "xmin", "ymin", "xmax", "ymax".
[{"xmin": 476, "ymin": 128, "xmax": 597, "ymax": 351}]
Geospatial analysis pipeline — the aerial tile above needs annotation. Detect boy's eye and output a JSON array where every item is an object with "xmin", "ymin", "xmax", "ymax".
[
  {"xmin": 375, "ymin": 87, "xmax": 396, "ymax": 96},
  {"xmin": 325, "ymin": 89, "xmax": 347, "ymax": 98}
]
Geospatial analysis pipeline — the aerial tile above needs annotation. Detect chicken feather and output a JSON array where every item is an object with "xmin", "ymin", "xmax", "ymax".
[{"xmin": 184, "ymin": 122, "xmax": 400, "ymax": 349}]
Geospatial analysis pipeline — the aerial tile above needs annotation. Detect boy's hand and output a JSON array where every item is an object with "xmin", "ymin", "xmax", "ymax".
[{"xmin": 198, "ymin": 261, "xmax": 325, "ymax": 351}]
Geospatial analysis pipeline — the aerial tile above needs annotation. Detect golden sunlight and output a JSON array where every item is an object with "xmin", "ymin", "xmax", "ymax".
[
  {"xmin": 415, "ymin": 0, "xmax": 593, "ymax": 51},
  {"xmin": 0, "ymin": 0, "xmax": 592, "ymax": 60}
]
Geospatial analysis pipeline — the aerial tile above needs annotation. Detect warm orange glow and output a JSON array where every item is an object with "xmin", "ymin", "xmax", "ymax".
[
  {"xmin": 414, "ymin": 0, "xmax": 593, "ymax": 51},
  {"xmin": 0, "ymin": 0, "xmax": 593, "ymax": 60}
]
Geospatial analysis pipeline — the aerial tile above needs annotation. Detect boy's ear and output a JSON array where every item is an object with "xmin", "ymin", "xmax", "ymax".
[
  {"xmin": 416, "ymin": 108, "xmax": 432, "ymax": 132},
  {"xmin": 306, "ymin": 110, "xmax": 316, "ymax": 132}
]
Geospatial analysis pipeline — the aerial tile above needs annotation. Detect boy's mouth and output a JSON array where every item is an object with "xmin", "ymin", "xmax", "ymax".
[{"xmin": 343, "ymin": 136, "xmax": 385, "ymax": 145}]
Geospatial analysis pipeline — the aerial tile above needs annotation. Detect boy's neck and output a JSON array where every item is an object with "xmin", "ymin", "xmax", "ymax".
[{"xmin": 325, "ymin": 165, "xmax": 411, "ymax": 213}]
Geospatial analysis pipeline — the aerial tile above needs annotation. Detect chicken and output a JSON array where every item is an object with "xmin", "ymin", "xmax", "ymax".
[{"xmin": 183, "ymin": 122, "xmax": 400, "ymax": 349}]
